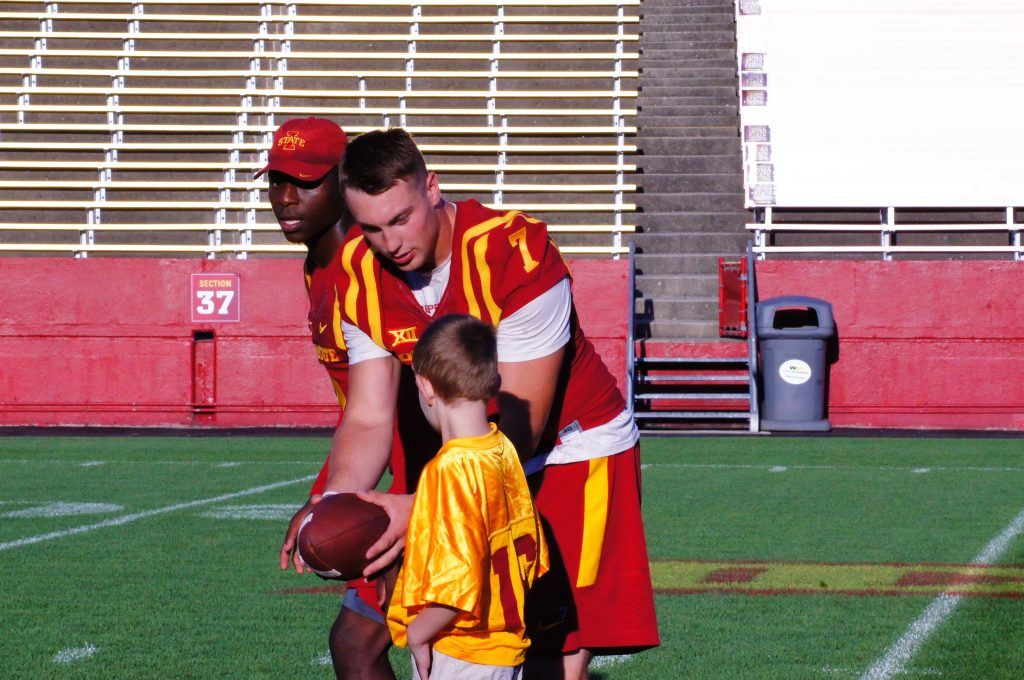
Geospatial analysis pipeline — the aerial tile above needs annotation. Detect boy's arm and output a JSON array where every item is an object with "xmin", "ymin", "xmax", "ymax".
[{"xmin": 407, "ymin": 604, "xmax": 461, "ymax": 680}]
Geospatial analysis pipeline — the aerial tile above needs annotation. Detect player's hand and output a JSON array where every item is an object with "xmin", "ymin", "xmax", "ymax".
[
  {"xmin": 279, "ymin": 495, "xmax": 322, "ymax": 573},
  {"xmin": 409, "ymin": 640, "xmax": 432, "ymax": 680},
  {"xmin": 355, "ymin": 491, "xmax": 413, "ymax": 576}
]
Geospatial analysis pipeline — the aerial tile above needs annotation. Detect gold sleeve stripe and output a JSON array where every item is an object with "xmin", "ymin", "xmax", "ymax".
[
  {"xmin": 577, "ymin": 456, "xmax": 610, "ymax": 588},
  {"xmin": 340, "ymin": 236, "xmax": 363, "ymax": 326},
  {"xmin": 359, "ymin": 249, "xmax": 385, "ymax": 348},
  {"xmin": 330, "ymin": 376, "xmax": 348, "ymax": 411},
  {"xmin": 460, "ymin": 211, "xmax": 520, "ymax": 320},
  {"xmin": 472, "ymin": 232, "xmax": 502, "ymax": 323},
  {"xmin": 332, "ymin": 284, "xmax": 346, "ymax": 351}
]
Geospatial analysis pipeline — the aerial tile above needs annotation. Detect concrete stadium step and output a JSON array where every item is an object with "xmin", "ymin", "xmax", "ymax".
[
  {"xmin": 646, "ymin": 319, "xmax": 721, "ymax": 339},
  {"xmin": 640, "ymin": 57, "xmax": 737, "ymax": 70},
  {"xmin": 638, "ymin": 173, "xmax": 743, "ymax": 194},
  {"xmin": 641, "ymin": 14, "xmax": 734, "ymax": 26},
  {"xmin": 638, "ymin": 95, "xmax": 736, "ymax": 107},
  {"xmin": 633, "ymin": 252, "xmax": 740, "ymax": 276},
  {"xmin": 641, "ymin": 80, "xmax": 740, "ymax": 94},
  {"xmin": 638, "ymin": 103, "xmax": 738, "ymax": 116},
  {"xmin": 633, "ymin": 138, "xmax": 738, "ymax": 156},
  {"xmin": 635, "ymin": 230, "xmax": 750, "ymax": 252},
  {"xmin": 634, "ymin": 66, "xmax": 733, "ymax": 78},
  {"xmin": 636, "ymin": 273, "xmax": 717, "ymax": 297},
  {"xmin": 637, "ymin": 192, "xmax": 745, "ymax": 212},
  {"xmin": 638, "ymin": 155, "xmax": 741, "ymax": 174},
  {"xmin": 639, "ymin": 116, "xmax": 740, "ymax": 129},
  {"xmin": 636, "ymin": 211, "xmax": 748, "ymax": 231},
  {"xmin": 638, "ymin": 40, "xmax": 735, "ymax": 50},
  {"xmin": 641, "ymin": 3, "xmax": 734, "ymax": 13},
  {"xmin": 641, "ymin": 0, "xmax": 735, "ymax": 7},
  {"xmin": 640, "ymin": 87, "xmax": 738, "ymax": 99}
]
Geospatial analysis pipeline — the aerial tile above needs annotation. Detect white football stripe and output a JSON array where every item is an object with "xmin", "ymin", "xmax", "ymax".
[
  {"xmin": 53, "ymin": 645, "xmax": 98, "ymax": 664},
  {"xmin": 860, "ymin": 505, "xmax": 1024, "ymax": 680},
  {"xmin": 647, "ymin": 462, "xmax": 1024, "ymax": 474},
  {"xmin": 201, "ymin": 504, "xmax": 300, "ymax": 521},
  {"xmin": 0, "ymin": 475, "xmax": 315, "ymax": 552},
  {"xmin": 591, "ymin": 654, "xmax": 632, "ymax": 669},
  {"xmin": 2, "ymin": 502, "xmax": 122, "ymax": 518}
]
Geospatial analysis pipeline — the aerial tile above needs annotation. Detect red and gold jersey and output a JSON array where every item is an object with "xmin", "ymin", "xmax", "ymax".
[
  {"xmin": 303, "ymin": 249, "xmax": 349, "ymax": 497},
  {"xmin": 304, "ymin": 248, "xmax": 351, "ymax": 408},
  {"xmin": 387, "ymin": 425, "xmax": 548, "ymax": 667},
  {"xmin": 304, "ymin": 248, "xmax": 428, "ymax": 497},
  {"xmin": 338, "ymin": 199, "xmax": 626, "ymax": 451}
]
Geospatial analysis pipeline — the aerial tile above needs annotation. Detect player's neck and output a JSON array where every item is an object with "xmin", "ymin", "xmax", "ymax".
[
  {"xmin": 437, "ymin": 398, "xmax": 492, "ymax": 444},
  {"xmin": 426, "ymin": 200, "xmax": 455, "ymax": 271},
  {"xmin": 306, "ymin": 220, "xmax": 346, "ymax": 269}
]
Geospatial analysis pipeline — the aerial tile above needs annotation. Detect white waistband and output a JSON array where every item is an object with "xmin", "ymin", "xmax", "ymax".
[{"xmin": 523, "ymin": 409, "xmax": 639, "ymax": 476}]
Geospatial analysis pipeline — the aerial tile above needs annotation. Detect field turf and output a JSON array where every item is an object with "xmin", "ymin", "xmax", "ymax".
[{"xmin": 2, "ymin": 435, "xmax": 1023, "ymax": 678}]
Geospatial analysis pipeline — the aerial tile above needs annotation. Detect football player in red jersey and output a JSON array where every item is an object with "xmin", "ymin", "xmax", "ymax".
[
  {"xmin": 322, "ymin": 128, "xmax": 659, "ymax": 680},
  {"xmin": 260, "ymin": 118, "xmax": 403, "ymax": 679}
]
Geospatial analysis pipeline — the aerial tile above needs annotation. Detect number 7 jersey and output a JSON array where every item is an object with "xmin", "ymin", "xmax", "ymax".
[{"xmin": 338, "ymin": 199, "xmax": 628, "ymax": 460}]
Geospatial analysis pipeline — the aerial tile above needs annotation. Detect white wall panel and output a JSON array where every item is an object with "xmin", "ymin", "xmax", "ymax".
[{"xmin": 737, "ymin": 0, "xmax": 1024, "ymax": 207}]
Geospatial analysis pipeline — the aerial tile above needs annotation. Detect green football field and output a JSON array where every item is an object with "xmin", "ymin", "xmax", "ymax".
[{"xmin": 2, "ymin": 434, "xmax": 1023, "ymax": 679}]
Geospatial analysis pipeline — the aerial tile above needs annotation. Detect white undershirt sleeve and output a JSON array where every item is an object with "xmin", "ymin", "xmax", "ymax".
[
  {"xmin": 495, "ymin": 277, "xmax": 572, "ymax": 363},
  {"xmin": 342, "ymin": 320, "xmax": 391, "ymax": 365}
]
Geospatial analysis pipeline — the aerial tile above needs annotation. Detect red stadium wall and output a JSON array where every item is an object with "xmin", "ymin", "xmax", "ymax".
[
  {"xmin": 0, "ymin": 258, "xmax": 629, "ymax": 428},
  {"xmin": 756, "ymin": 260, "xmax": 1024, "ymax": 430}
]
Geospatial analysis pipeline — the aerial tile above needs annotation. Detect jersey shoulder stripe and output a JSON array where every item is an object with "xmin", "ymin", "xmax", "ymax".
[{"xmin": 459, "ymin": 210, "xmax": 522, "ymax": 323}]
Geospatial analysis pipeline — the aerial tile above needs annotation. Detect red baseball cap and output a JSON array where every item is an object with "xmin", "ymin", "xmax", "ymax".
[{"xmin": 255, "ymin": 117, "xmax": 348, "ymax": 180}]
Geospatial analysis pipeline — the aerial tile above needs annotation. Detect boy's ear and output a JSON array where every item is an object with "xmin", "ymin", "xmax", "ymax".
[{"xmin": 414, "ymin": 373, "xmax": 436, "ymax": 403}]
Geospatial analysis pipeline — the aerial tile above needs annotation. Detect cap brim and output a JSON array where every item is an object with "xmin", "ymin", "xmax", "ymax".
[{"xmin": 254, "ymin": 159, "xmax": 335, "ymax": 181}]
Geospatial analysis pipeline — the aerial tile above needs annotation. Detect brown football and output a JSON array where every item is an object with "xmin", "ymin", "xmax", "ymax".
[{"xmin": 297, "ymin": 493, "xmax": 390, "ymax": 580}]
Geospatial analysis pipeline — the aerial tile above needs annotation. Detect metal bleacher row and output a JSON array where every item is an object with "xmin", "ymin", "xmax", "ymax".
[{"xmin": 0, "ymin": 0, "xmax": 639, "ymax": 257}]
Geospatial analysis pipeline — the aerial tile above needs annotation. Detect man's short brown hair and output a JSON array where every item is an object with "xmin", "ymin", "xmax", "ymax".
[
  {"xmin": 340, "ymin": 127, "xmax": 427, "ymax": 195},
  {"xmin": 412, "ymin": 314, "xmax": 501, "ymax": 403}
]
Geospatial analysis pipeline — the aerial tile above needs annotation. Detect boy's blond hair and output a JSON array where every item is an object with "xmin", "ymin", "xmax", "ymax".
[{"xmin": 412, "ymin": 314, "xmax": 500, "ymax": 402}]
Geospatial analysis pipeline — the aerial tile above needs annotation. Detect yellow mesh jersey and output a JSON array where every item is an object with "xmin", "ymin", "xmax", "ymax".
[{"xmin": 387, "ymin": 424, "xmax": 549, "ymax": 667}]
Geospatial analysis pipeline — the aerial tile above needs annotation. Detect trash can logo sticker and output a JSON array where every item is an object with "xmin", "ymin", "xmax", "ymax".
[{"xmin": 779, "ymin": 359, "xmax": 812, "ymax": 385}]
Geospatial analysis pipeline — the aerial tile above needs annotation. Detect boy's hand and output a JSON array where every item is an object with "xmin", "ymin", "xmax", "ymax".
[
  {"xmin": 355, "ymin": 491, "xmax": 414, "ymax": 576},
  {"xmin": 279, "ymin": 495, "xmax": 323, "ymax": 573},
  {"xmin": 409, "ymin": 640, "xmax": 432, "ymax": 680}
]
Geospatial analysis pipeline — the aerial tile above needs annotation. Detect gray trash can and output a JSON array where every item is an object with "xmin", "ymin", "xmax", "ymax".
[{"xmin": 757, "ymin": 296, "xmax": 835, "ymax": 432}]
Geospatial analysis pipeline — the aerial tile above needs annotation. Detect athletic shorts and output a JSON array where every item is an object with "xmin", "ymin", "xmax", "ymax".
[
  {"xmin": 343, "ymin": 577, "xmax": 386, "ymax": 624},
  {"xmin": 410, "ymin": 650, "xmax": 522, "ymax": 680},
  {"xmin": 525, "ymin": 445, "xmax": 660, "ymax": 655}
]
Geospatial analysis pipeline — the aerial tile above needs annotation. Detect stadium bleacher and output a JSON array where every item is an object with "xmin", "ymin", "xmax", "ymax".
[{"xmin": 0, "ymin": 0, "xmax": 638, "ymax": 257}]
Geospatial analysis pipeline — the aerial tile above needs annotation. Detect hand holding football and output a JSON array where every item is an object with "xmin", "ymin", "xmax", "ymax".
[{"xmin": 297, "ymin": 493, "xmax": 390, "ymax": 580}]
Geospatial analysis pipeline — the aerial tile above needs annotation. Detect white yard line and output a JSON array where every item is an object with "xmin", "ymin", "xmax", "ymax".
[
  {"xmin": 0, "ymin": 475, "xmax": 315, "ymax": 552},
  {"xmin": 859, "ymin": 506, "xmax": 1024, "ymax": 680},
  {"xmin": 0, "ymin": 458, "xmax": 321, "ymax": 466},
  {"xmin": 53, "ymin": 645, "xmax": 98, "ymax": 664},
  {"xmin": 646, "ymin": 462, "xmax": 1024, "ymax": 474}
]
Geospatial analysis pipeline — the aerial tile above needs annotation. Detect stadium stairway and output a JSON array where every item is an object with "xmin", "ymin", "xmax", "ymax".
[{"xmin": 631, "ymin": 0, "xmax": 756, "ymax": 429}]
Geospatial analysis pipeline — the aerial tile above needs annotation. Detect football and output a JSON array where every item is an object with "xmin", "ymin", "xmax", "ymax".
[{"xmin": 297, "ymin": 493, "xmax": 390, "ymax": 580}]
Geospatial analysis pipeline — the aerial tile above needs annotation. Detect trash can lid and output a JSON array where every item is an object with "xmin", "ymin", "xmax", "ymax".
[{"xmin": 756, "ymin": 295, "xmax": 835, "ymax": 337}]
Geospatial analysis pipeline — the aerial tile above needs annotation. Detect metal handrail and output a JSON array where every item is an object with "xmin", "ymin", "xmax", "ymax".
[{"xmin": 746, "ymin": 241, "xmax": 760, "ymax": 433}]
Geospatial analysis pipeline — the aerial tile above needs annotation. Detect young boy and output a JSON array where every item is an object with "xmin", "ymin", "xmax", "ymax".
[{"xmin": 384, "ymin": 314, "xmax": 548, "ymax": 680}]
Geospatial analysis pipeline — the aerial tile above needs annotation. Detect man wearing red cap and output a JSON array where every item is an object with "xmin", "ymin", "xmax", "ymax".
[{"xmin": 261, "ymin": 118, "xmax": 400, "ymax": 678}]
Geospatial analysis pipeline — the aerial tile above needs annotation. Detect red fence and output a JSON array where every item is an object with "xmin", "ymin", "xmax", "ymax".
[
  {"xmin": 0, "ymin": 258, "xmax": 629, "ymax": 428},
  {"xmin": 756, "ymin": 260, "xmax": 1024, "ymax": 430}
]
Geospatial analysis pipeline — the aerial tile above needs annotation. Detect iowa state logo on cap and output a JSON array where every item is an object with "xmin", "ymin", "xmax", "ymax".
[{"xmin": 277, "ymin": 131, "xmax": 306, "ymax": 151}]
